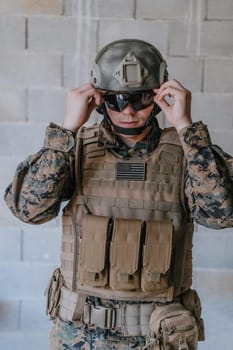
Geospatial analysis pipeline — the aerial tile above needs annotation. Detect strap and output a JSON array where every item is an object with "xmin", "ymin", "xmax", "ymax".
[
  {"xmin": 83, "ymin": 303, "xmax": 117, "ymax": 329},
  {"xmin": 159, "ymin": 127, "xmax": 181, "ymax": 146},
  {"xmin": 83, "ymin": 301, "xmax": 155, "ymax": 337}
]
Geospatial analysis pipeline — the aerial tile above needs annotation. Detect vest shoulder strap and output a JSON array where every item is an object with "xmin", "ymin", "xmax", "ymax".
[
  {"xmin": 76, "ymin": 124, "xmax": 100, "ymax": 142},
  {"xmin": 159, "ymin": 127, "xmax": 181, "ymax": 147}
]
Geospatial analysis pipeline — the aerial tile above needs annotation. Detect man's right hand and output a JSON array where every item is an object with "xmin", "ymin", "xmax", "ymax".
[{"xmin": 62, "ymin": 83, "xmax": 105, "ymax": 133}]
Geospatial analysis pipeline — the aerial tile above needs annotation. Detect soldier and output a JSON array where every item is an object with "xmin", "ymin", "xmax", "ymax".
[{"xmin": 4, "ymin": 39, "xmax": 233, "ymax": 350}]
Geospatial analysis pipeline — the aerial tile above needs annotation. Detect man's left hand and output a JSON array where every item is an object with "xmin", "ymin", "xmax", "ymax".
[{"xmin": 153, "ymin": 79, "xmax": 192, "ymax": 131}]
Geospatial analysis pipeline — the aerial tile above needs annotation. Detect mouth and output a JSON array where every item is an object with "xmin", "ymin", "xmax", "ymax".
[{"xmin": 119, "ymin": 121, "xmax": 140, "ymax": 127}]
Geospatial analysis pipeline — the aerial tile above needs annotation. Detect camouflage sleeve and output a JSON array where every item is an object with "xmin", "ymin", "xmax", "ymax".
[
  {"xmin": 4, "ymin": 123, "xmax": 76, "ymax": 224},
  {"xmin": 178, "ymin": 121, "xmax": 233, "ymax": 229}
]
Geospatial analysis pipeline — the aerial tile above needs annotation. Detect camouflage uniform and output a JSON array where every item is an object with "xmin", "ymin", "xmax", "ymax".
[
  {"xmin": 4, "ymin": 119, "xmax": 233, "ymax": 349},
  {"xmin": 5, "ymin": 119, "xmax": 233, "ymax": 228},
  {"xmin": 50, "ymin": 319, "xmax": 146, "ymax": 349}
]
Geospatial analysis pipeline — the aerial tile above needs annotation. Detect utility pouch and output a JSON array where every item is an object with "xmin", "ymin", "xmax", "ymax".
[
  {"xmin": 141, "ymin": 220, "xmax": 173, "ymax": 293},
  {"xmin": 110, "ymin": 218, "xmax": 142, "ymax": 290},
  {"xmin": 77, "ymin": 214, "xmax": 111, "ymax": 287},
  {"xmin": 45, "ymin": 268, "xmax": 63, "ymax": 320},
  {"xmin": 148, "ymin": 303, "xmax": 198, "ymax": 350}
]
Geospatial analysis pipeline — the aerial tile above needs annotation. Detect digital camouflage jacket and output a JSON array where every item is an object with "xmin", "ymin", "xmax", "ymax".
[{"xmin": 4, "ymin": 120, "xmax": 233, "ymax": 229}]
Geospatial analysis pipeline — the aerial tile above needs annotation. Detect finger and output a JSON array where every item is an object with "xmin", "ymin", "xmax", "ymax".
[
  {"xmin": 76, "ymin": 85, "xmax": 103, "ymax": 105},
  {"xmin": 159, "ymin": 79, "xmax": 185, "ymax": 92},
  {"xmin": 96, "ymin": 89, "xmax": 107, "ymax": 96},
  {"xmin": 156, "ymin": 87, "xmax": 181, "ymax": 101},
  {"xmin": 154, "ymin": 94, "xmax": 171, "ymax": 110},
  {"xmin": 94, "ymin": 93, "xmax": 105, "ymax": 106},
  {"xmin": 88, "ymin": 98, "xmax": 98, "ymax": 111}
]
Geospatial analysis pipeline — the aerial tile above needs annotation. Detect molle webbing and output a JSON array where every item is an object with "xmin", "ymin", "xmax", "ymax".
[
  {"xmin": 60, "ymin": 125, "xmax": 193, "ymax": 302},
  {"xmin": 79, "ymin": 126, "xmax": 184, "ymax": 225}
]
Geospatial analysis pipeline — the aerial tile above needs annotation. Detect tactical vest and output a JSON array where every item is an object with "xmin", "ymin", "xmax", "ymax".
[{"xmin": 60, "ymin": 124, "xmax": 193, "ymax": 307}]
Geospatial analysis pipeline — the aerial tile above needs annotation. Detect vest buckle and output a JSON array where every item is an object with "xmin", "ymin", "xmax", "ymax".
[{"xmin": 83, "ymin": 303, "xmax": 116, "ymax": 329}]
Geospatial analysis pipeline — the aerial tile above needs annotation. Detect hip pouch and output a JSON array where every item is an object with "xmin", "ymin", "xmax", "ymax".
[
  {"xmin": 77, "ymin": 214, "xmax": 111, "ymax": 287},
  {"xmin": 141, "ymin": 220, "xmax": 173, "ymax": 293},
  {"xmin": 45, "ymin": 268, "xmax": 63, "ymax": 320},
  {"xmin": 110, "ymin": 218, "xmax": 142, "ymax": 290},
  {"xmin": 148, "ymin": 302, "xmax": 198, "ymax": 350},
  {"xmin": 180, "ymin": 289, "xmax": 205, "ymax": 341}
]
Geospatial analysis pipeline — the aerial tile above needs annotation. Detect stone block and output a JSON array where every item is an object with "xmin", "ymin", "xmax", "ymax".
[
  {"xmin": 63, "ymin": 55, "xmax": 77, "ymax": 87},
  {"xmin": 193, "ymin": 267, "xmax": 233, "ymax": 299},
  {"xmin": 191, "ymin": 93, "xmax": 233, "ymax": 129},
  {"xmin": 0, "ymin": 262, "xmax": 57, "ymax": 299},
  {"xmin": 201, "ymin": 21, "xmax": 233, "ymax": 56},
  {"xmin": 64, "ymin": 0, "xmax": 74, "ymax": 16},
  {"xmin": 0, "ymin": 90, "xmax": 26, "ymax": 122},
  {"xmin": 62, "ymin": 16, "xmax": 98, "ymax": 86},
  {"xmin": 20, "ymin": 299, "xmax": 51, "ymax": 331},
  {"xmin": 64, "ymin": 52, "xmax": 98, "ymax": 88},
  {"xmin": 198, "ymin": 298, "xmax": 233, "ymax": 350},
  {"xmin": 167, "ymin": 57, "xmax": 203, "ymax": 92},
  {"xmin": 0, "ymin": 123, "xmax": 47, "ymax": 157},
  {"xmin": 0, "ymin": 334, "xmax": 50, "ymax": 350},
  {"xmin": 73, "ymin": 0, "xmax": 134, "ymax": 18},
  {"xmin": 207, "ymin": 0, "xmax": 233, "ymax": 19},
  {"xmin": 0, "ymin": 0, "xmax": 63, "ymax": 15},
  {"xmin": 168, "ymin": 0, "xmax": 205, "ymax": 56},
  {"xmin": 209, "ymin": 130, "xmax": 233, "ymax": 155},
  {"xmin": 205, "ymin": 59, "xmax": 233, "ymax": 93},
  {"xmin": 168, "ymin": 22, "xmax": 198, "ymax": 56},
  {"xmin": 99, "ymin": 19, "xmax": 168, "ymax": 53},
  {"xmin": 0, "ymin": 16, "xmax": 25, "ymax": 50},
  {"xmin": 136, "ymin": 0, "xmax": 190, "ymax": 19},
  {"xmin": 28, "ymin": 17, "xmax": 76, "ymax": 54},
  {"xmin": 193, "ymin": 228, "xmax": 233, "ymax": 268},
  {"xmin": 0, "ymin": 227, "xmax": 22, "ymax": 262},
  {"xmin": 23, "ymin": 226, "xmax": 61, "ymax": 262},
  {"xmin": 28, "ymin": 89, "xmax": 67, "ymax": 124},
  {"xmin": 0, "ymin": 53, "xmax": 61, "ymax": 88},
  {"xmin": 0, "ymin": 300, "xmax": 20, "ymax": 331}
]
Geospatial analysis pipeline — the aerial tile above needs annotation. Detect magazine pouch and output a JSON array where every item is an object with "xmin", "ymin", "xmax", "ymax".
[
  {"xmin": 141, "ymin": 220, "xmax": 173, "ymax": 293},
  {"xmin": 110, "ymin": 218, "xmax": 142, "ymax": 290},
  {"xmin": 78, "ymin": 214, "xmax": 111, "ymax": 287}
]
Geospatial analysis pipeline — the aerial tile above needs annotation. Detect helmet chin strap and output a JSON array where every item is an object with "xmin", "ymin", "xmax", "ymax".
[
  {"xmin": 110, "ymin": 124, "xmax": 145, "ymax": 136},
  {"xmin": 97, "ymin": 103, "xmax": 161, "ymax": 136}
]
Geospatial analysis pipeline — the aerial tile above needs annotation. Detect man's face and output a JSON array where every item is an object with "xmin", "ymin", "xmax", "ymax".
[
  {"xmin": 104, "ymin": 90, "xmax": 155, "ymax": 131},
  {"xmin": 106, "ymin": 103, "xmax": 154, "ymax": 130}
]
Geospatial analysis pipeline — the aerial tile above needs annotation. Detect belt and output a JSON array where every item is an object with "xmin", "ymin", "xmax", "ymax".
[
  {"xmin": 83, "ymin": 301, "xmax": 155, "ymax": 336},
  {"xmin": 59, "ymin": 286, "xmax": 166, "ymax": 337}
]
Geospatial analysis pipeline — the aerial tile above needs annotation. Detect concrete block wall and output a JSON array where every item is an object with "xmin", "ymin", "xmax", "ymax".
[{"xmin": 0, "ymin": 1, "xmax": 233, "ymax": 349}]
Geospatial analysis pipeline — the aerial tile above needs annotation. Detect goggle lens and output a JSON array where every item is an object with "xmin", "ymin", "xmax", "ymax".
[{"xmin": 105, "ymin": 91, "xmax": 155, "ymax": 112}]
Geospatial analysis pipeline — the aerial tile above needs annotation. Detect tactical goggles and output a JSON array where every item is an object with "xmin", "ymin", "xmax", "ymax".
[{"xmin": 104, "ymin": 90, "xmax": 155, "ymax": 112}]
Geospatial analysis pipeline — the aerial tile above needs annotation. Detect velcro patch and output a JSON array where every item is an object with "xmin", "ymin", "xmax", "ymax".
[{"xmin": 116, "ymin": 162, "xmax": 146, "ymax": 181}]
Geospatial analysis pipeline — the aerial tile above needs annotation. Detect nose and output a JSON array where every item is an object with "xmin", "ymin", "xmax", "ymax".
[{"xmin": 122, "ymin": 103, "xmax": 136, "ymax": 114}]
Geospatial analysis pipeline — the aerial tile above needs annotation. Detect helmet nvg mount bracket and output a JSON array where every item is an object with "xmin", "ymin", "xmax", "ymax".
[{"xmin": 91, "ymin": 39, "xmax": 168, "ymax": 92}]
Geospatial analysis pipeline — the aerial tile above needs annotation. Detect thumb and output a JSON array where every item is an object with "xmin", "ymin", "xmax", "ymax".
[{"xmin": 154, "ymin": 95, "xmax": 170, "ymax": 112}]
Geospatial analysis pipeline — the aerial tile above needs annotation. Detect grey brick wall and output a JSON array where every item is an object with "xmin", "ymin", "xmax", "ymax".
[{"xmin": 0, "ymin": 1, "xmax": 233, "ymax": 349}]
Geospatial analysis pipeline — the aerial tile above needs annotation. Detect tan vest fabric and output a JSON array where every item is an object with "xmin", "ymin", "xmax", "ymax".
[{"xmin": 60, "ymin": 125, "xmax": 193, "ymax": 303}]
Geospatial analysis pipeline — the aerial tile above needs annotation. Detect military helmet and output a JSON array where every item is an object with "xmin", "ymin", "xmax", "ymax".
[{"xmin": 91, "ymin": 39, "xmax": 168, "ymax": 92}]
